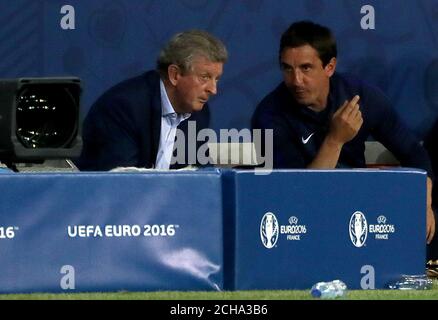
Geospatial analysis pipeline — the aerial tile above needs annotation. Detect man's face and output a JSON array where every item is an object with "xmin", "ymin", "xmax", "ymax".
[
  {"xmin": 172, "ymin": 56, "xmax": 223, "ymax": 113},
  {"xmin": 280, "ymin": 45, "xmax": 336, "ymax": 110}
]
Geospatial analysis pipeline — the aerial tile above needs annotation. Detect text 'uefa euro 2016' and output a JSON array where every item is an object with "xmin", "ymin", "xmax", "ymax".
[{"xmin": 67, "ymin": 224, "xmax": 178, "ymax": 238}]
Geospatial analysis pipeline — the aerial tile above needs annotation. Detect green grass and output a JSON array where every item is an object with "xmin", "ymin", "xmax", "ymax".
[{"xmin": 1, "ymin": 279, "xmax": 438, "ymax": 300}]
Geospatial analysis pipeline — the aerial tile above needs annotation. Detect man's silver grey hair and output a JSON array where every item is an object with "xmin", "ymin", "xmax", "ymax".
[{"xmin": 157, "ymin": 30, "xmax": 228, "ymax": 78}]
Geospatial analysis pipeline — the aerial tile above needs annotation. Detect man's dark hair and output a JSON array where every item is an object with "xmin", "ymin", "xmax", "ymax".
[{"xmin": 279, "ymin": 21, "xmax": 337, "ymax": 67}]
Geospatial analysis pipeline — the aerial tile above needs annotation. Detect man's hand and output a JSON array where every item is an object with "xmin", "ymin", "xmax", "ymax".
[
  {"xmin": 307, "ymin": 95, "xmax": 363, "ymax": 169},
  {"xmin": 327, "ymin": 95, "xmax": 363, "ymax": 145},
  {"xmin": 427, "ymin": 207, "xmax": 435, "ymax": 244}
]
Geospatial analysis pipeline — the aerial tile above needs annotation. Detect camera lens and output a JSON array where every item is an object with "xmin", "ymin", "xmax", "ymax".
[{"xmin": 16, "ymin": 85, "xmax": 77, "ymax": 149}]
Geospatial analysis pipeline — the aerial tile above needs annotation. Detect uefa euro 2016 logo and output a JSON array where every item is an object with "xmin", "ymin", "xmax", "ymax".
[
  {"xmin": 260, "ymin": 212, "xmax": 279, "ymax": 249},
  {"xmin": 349, "ymin": 211, "xmax": 368, "ymax": 247}
]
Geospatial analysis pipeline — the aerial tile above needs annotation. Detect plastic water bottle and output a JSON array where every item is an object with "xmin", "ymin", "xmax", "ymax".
[
  {"xmin": 310, "ymin": 280, "xmax": 347, "ymax": 299},
  {"xmin": 387, "ymin": 275, "xmax": 432, "ymax": 290}
]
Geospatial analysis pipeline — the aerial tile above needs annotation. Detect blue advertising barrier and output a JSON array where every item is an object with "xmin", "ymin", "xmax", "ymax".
[
  {"xmin": 0, "ymin": 170, "xmax": 224, "ymax": 293},
  {"xmin": 0, "ymin": 168, "xmax": 427, "ymax": 292},
  {"xmin": 224, "ymin": 169, "xmax": 426, "ymax": 290}
]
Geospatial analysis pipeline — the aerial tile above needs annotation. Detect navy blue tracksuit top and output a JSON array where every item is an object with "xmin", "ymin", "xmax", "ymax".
[{"xmin": 252, "ymin": 72, "xmax": 433, "ymax": 176}]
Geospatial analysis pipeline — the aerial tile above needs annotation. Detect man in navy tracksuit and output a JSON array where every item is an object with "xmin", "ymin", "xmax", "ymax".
[{"xmin": 252, "ymin": 21, "xmax": 436, "ymax": 245}]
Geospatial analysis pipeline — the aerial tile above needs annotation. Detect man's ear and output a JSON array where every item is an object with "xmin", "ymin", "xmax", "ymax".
[
  {"xmin": 167, "ymin": 64, "xmax": 180, "ymax": 86},
  {"xmin": 324, "ymin": 57, "xmax": 337, "ymax": 77}
]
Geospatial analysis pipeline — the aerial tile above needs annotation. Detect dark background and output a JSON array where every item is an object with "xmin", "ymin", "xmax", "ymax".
[{"xmin": 1, "ymin": 0, "xmax": 438, "ymax": 138}]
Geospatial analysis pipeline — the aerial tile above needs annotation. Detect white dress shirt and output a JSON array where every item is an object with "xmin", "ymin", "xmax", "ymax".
[{"xmin": 155, "ymin": 80, "xmax": 191, "ymax": 169}]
